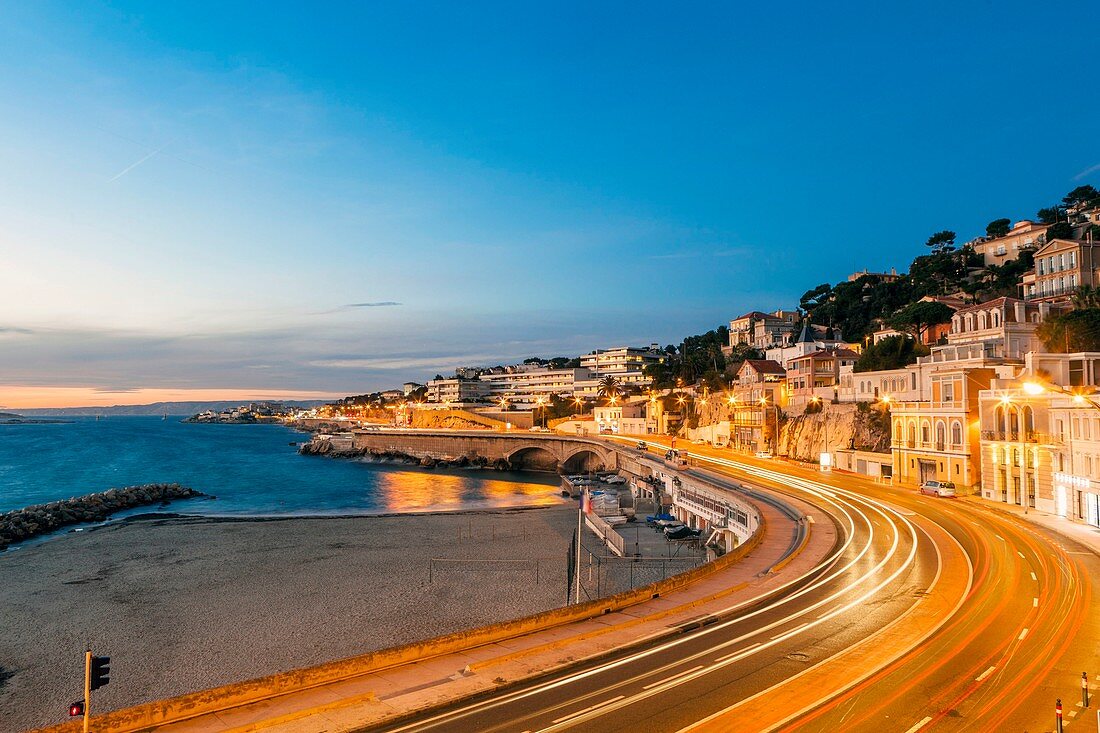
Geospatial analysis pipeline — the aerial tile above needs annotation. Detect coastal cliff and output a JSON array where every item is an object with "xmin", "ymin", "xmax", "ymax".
[
  {"xmin": 300, "ymin": 435, "xmax": 514, "ymax": 470},
  {"xmin": 0, "ymin": 483, "xmax": 210, "ymax": 551}
]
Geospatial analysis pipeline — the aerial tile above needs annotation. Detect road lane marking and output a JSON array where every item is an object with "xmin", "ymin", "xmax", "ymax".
[
  {"xmin": 715, "ymin": 642, "xmax": 760, "ymax": 662},
  {"xmin": 1019, "ymin": 628, "xmax": 1029, "ymax": 641},
  {"xmin": 772, "ymin": 622, "xmax": 808, "ymax": 640},
  {"xmin": 1018, "ymin": 551, "xmax": 1026, "ymax": 559},
  {"xmin": 976, "ymin": 666, "xmax": 996, "ymax": 682},
  {"xmin": 1031, "ymin": 571, "xmax": 1037, "ymax": 581},
  {"xmin": 551, "ymin": 695, "xmax": 625, "ymax": 724},
  {"xmin": 1034, "ymin": 597, "xmax": 1039, "ymax": 607},
  {"xmin": 642, "ymin": 665, "xmax": 705, "ymax": 690},
  {"xmin": 903, "ymin": 716, "xmax": 933, "ymax": 733},
  {"xmin": 995, "ymin": 534, "xmax": 1005, "ymax": 542}
]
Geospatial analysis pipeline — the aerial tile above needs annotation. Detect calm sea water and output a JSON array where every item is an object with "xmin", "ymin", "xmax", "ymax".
[{"xmin": 0, "ymin": 417, "xmax": 562, "ymax": 515}]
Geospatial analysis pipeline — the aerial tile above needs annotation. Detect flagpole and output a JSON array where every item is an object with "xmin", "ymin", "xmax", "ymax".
[{"xmin": 574, "ymin": 488, "xmax": 584, "ymax": 604}]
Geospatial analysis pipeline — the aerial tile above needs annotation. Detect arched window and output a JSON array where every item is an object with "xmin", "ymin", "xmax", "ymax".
[
  {"xmin": 995, "ymin": 405, "xmax": 1007, "ymax": 440},
  {"xmin": 908, "ymin": 423, "xmax": 917, "ymax": 446},
  {"xmin": 951, "ymin": 420, "xmax": 962, "ymax": 445},
  {"xmin": 921, "ymin": 420, "xmax": 931, "ymax": 444},
  {"xmin": 992, "ymin": 311, "xmax": 1000, "ymax": 327},
  {"xmin": 1007, "ymin": 406, "xmax": 1020, "ymax": 440},
  {"xmin": 978, "ymin": 312, "xmax": 988, "ymax": 330},
  {"xmin": 935, "ymin": 421, "xmax": 946, "ymax": 448},
  {"xmin": 894, "ymin": 420, "xmax": 902, "ymax": 441},
  {"xmin": 1021, "ymin": 406, "xmax": 1035, "ymax": 437},
  {"xmin": 1013, "ymin": 448, "xmax": 1021, "ymax": 466}
]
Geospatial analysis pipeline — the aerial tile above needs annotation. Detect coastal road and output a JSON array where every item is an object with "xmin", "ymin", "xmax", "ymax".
[{"xmin": 366, "ymin": 441, "xmax": 1100, "ymax": 733}]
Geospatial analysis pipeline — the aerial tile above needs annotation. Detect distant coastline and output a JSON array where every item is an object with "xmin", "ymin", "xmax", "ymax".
[
  {"xmin": 0, "ymin": 412, "xmax": 72, "ymax": 425},
  {"xmin": 16, "ymin": 399, "xmax": 328, "ymax": 417}
]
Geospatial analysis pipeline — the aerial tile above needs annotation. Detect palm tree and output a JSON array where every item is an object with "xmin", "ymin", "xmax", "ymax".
[{"xmin": 597, "ymin": 375, "xmax": 621, "ymax": 399}]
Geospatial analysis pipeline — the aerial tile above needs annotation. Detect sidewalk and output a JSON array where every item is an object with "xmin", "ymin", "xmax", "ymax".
[{"xmin": 960, "ymin": 495, "xmax": 1100, "ymax": 556}]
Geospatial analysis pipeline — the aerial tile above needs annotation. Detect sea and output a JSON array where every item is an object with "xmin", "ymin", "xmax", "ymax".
[{"xmin": 0, "ymin": 416, "xmax": 563, "ymax": 516}]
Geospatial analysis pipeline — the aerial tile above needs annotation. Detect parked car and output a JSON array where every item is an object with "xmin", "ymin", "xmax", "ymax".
[
  {"xmin": 636, "ymin": 441, "xmax": 648, "ymax": 451},
  {"xmin": 603, "ymin": 475, "xmax": 627, "ymax": 485},
  {"xmin": 755, "ymin": 451, "xmax": 773, "ymax": 459},
  {"xmin": 920, "ymin": 480, "xmax": 957, "ymax": 497},
  {"xmin": 665, "ymin": 525, "xmax": 702, "ymax": 540}
]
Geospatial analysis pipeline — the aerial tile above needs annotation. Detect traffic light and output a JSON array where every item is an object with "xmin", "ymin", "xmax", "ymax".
[
  {"xmin": 90, "ymin": 656, "xmax": 110, "ymax": 691},
  {"xmin": 69, "ymin": 700, "xmax": 85, "ymax": 717}
]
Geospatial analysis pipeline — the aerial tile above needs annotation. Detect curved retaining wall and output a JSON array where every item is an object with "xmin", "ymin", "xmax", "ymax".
[{"xmin": 29, "ymin": 438, "xmax": 770, "ymax": 733}]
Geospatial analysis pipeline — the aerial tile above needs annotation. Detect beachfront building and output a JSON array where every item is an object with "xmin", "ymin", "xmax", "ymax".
[{"xmin": 970, "ymin": 220, "xmax": 1052, "ymax": 267}]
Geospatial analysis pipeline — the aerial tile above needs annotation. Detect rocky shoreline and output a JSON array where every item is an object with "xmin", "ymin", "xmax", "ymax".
[
  {"xmin": 0, "ymin": 483, "xmax": 211, "ymax": 551},
  {"xmin": 299, "ymin": 440, "xmax": 517, "ymax": 471}
]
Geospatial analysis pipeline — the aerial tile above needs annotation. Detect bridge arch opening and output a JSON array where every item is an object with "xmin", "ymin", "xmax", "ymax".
[
  {"xmin": 507, "ymin": 446, "xmax": 560, "ymax": 472},
  {"xmin": 561, "ymin": 449, "xmax": 605, "ymax": 474}
]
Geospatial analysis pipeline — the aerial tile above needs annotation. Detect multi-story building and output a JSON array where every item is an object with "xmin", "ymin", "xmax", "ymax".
[
  {"xmin": 847, "ymin": 268, "xmax": 900, "ymax": 282},
  {"xmin": 727, "ymin": 310, "xmax": 799, "ymax": 352},
  {"xmin": 946, "ymin": 297, "xmax": 1056, "ymax": 358},
  {"xmin": 1023, "ymin": 238, "xmax": 1100, "ymax": 303},
  {"xmin": 425, "ymin": 377, "xmax": 491, "ymax": 404},
  {"xmin": 970, "ymin": 219, "xmax": 1052, "ymax": 267},
  {"xmin": 574, "ymin": 345, "xmax": 664, "ymax": 397},
  {"xmin": 729, "ymin": 359, "xmax": 787, "ymax": 452},
  {"xmin": 891, "ymin": 360, "xmax": 1019, "ymax": 491},
  {"xmin": 785, "ymin": 348, "xmax": 860, "ymax": 405},
  {"xmin": 479, "ymin": 365, "xmax": 594, "ymax": 408},
  {"xmin": 977, "ymin": 352, "xmax": 1100, "ymax": 525}
]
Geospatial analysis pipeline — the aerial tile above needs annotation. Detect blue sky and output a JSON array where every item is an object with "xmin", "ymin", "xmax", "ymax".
[{"xmin": 1, "ymin": 1, "xmax": 1097, "ymax": 403}]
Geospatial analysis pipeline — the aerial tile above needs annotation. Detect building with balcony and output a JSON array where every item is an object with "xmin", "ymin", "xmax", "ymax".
[
  {"xmin": 785, "ymin": 348, "xmax": 860, "ymax": 406},
  {"xmin": 479, "ymin": 365, "xmax": 594, "ymax": 408},
  {"xmin": 574, "ymin": 345, "xmax": 664, "ymax": 396},
  {"xmin": 425, "ymin": 377, "xmax": 491, "ymax": 404},
  {"xmin": 978, "ymin": 352, "xmax": 1100, "ymax": 524},
  {"xmin": 1023, "ymin": 239, "xmax": 1100, "ymax": 303},
  {"xmin": 970, "ymin": 219, "xmax": 1051, "ymax": 267},
  {"xmin": 729, "ymin": 359, "xmax": 787, "ymax": 452},
  {"xmin": 891, "ymin": 362, "xmax": 1015, "ymax": 491},
  {"xmin": 946, "ymin": 297, "xmax": 1057, "ymax": 358},
  {"xmin": 727, "ymin": 310, "xmax": 799, "ymax": 351}
]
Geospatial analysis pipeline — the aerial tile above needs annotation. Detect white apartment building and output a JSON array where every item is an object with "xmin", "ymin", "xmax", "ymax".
[
  {"xmin": 425, "ymin": 377, "xmax": 491, "ymax": 404},
  {"xmin": 574, "ymin": 345, "xmax": 664, "ymax": 397},
  {"xmin": 479, "ymin": 365, "xmax": 594, "ymax": 408}
]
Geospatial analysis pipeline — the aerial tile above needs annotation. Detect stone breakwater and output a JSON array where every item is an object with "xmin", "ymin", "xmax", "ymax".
[
  {"xmin": 299, "ymin": 439, "xmax": 514, "ymax": 470},
  {"xmin": 0, "ymin": 483, "xmax": 210, "ymax": 551}
]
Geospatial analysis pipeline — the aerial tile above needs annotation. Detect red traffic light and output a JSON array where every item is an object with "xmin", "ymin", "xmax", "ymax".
[{"xmin": 69, "ymin": 700, "xmax": 85, "ymax": 717}]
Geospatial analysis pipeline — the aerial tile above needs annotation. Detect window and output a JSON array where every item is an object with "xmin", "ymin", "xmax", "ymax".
[
  {"xmin": 1071, "ymin": 360, "xmax": 1085, "ymax": 387},
  {"xmin": 951, "ymin": 421, "xmax": 962, "ymax": 445},
  {"xmin": 921, "ymin": 423, "xmax": 930, "ymax": 443}
]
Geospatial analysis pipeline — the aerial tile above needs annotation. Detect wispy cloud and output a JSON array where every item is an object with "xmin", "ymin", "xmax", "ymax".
[
  {"xmin": 93, "ymin": 386, "xmax": 140, "ymax": 393},
  {"xmin": 0, "ymin": 326, "xmax": 35, "ymax": 335},
  {"xmin": 1074, "ymin": 163, "xmax": 1100, "ymax": 181},
  {"xmin": 309, "ymin": 353, "xmax": 504, "ymax": 371},
  {"xmin": 346, "ymin": 301, "xmax": 401, "ymax": 308}
]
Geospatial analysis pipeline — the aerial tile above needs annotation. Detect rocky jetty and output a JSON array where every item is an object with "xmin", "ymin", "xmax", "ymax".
[
  {"xmin": 299, "ymin": 438, "xmax": 512, "ymax": 470},
  {"xmin": 0, "ymin": 483, "xmax": 210, "ymax": 551}
]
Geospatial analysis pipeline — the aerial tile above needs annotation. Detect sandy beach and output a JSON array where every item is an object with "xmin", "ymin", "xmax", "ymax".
[{"xmin": 0, "ymin": 507, "xmax": 578, "ymax": 731}]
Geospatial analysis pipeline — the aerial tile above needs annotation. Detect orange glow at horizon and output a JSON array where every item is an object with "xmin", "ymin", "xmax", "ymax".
[{"xmin": 0, "ymin": 386, "xmax": 347, "ymax": 411}]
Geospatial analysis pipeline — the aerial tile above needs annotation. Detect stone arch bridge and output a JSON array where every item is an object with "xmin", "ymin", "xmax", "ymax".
[{"xmin": 350, "ymin": 430, "xmax": 620, "ymax": 473}]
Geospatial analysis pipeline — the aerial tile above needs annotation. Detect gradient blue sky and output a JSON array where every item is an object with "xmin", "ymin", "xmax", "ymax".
[{"xmin": 1, "ymin": 1, "xmax": 1098, "ymax": 404}]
